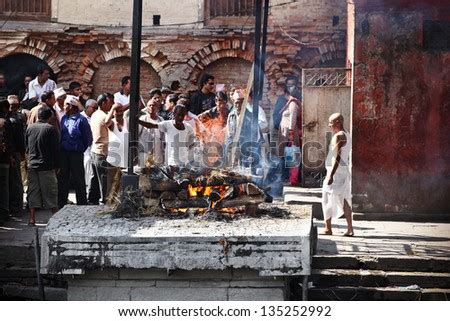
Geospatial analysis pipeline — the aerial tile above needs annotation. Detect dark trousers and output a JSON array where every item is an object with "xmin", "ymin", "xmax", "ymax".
[
  {"xmin": 0, "ymin": 164, "xmax": 9, "ymax": 221},
  {"xmin": 88, "ymin": 152, "xmax": 109, "ymax": 205},
  {"xmin": 58, "ymin": 151, "xmax": 87, "ymax": 208},
  {"xmin": 9, "ymin": 153, "xmax": 23, "ymax": 214}
]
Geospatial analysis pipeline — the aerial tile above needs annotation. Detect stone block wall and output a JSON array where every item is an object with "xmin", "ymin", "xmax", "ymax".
[{"xmin": 67, "ymin": 268, "xmax": 287, "ymax": 301}]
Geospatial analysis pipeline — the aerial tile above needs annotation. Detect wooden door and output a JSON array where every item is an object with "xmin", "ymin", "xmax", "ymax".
[{"xmin": 301, "ymin": 68, "xmax": 352, "ymax": 187}]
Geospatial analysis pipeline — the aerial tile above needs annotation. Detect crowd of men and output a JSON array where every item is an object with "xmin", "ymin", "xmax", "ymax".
[{"xmin": 0, "ymin": 67, "xmax": 305, "ymax": 226}]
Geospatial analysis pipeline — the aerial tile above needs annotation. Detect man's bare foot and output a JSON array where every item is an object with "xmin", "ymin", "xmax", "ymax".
[
  {"xmin": 343, "ymin": 230, "xmax": 354, "ymax": 237},
  {"xmin": 320, "ymin": 230, "xmax": 333, "ymax": 235}
]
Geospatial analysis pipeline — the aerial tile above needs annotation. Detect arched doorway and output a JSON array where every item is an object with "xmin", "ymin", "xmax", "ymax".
[
  {"xmin": 0, "ymin": 53, "xmax": 56, "ymax": 95},
  {"xmin": 92, "ymin": 57, "xmax": 161, "ymax": 101},
  {"xmin": 199, "ymin": 57, "xmax": 252, "ymax": 90}
]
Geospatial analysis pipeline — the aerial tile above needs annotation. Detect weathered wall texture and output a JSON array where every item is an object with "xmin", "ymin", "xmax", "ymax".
[
  {"xmin": 0, "ymin": 0, "xmax": 347, "ymax": 112},
  {"xmin": 351, "ymin": 0, "xmax": 450, "ymax": 213},
  {"xmin": 51, "ymin": 0, "xmax": 202, "ymax": 26}
]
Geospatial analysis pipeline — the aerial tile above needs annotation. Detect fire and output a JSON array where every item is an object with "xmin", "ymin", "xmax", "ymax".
[{"xmin": 187, "ymin": 184, "xmax": 228, "ymax": 199}]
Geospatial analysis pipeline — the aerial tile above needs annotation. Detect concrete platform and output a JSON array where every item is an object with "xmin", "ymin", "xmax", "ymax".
[
  {"xmin": 39, "ymin": 204, "xmax": 313, "ymax": 301},
  {"xmin": 41, "ymin": 205, "xmax": 313, "ymax": 276}
]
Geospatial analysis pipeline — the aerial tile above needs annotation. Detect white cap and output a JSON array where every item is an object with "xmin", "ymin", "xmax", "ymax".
[
  {"xmin": 54, "ymin": 87, "xmax": 67, "ymax": 99},
  {"xmin": 232, "ymin": 89, "xmax": 245, "ymax": 100},
  {"xmin": 64, "ymin": 95, "xmax": 79, "ymax": 107}
]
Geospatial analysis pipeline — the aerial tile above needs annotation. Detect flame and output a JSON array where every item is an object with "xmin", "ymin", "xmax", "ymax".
[{"xmin": 187, "ymin": 184, "xmax": 228, "ymax": 199}]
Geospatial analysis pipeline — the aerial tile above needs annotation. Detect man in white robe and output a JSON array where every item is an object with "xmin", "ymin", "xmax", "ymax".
[{"xmin": 321, "ymin": 113, "xmax": 353, "ymax": 236}]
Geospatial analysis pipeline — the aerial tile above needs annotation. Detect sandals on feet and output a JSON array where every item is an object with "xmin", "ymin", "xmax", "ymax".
[
  {"xmin": 319, "ymin": 230, "xmax": 333, "ymax": 236},
  {"xmin": 343, "ymin": 231, "xmax": 354, "ymax": 237}
]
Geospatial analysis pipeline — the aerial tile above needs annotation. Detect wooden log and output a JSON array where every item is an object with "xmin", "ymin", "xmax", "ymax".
[
  {"xmin": 159, "ymin": 191, "xmax": 176, "ymax": 201},
  {"xmin": 246, "ymin": 182, "xmax": 264, "ymax": 196},
  {"xmin": 177, "ymin": 190, "xmax": 189, "ymax": 201},
  {"xmin": 161, "ymin": 198, "xmax": 208, "ymax": 209},
  {"xmin": 217, "ymin": 195, "xmax": 265, "ymax": 209},
  {"xmin": 149, "ymin": 180, "xmax": 180, "ymax": 192},
  {"xmin": 161, "ymin": 195, "xmax": 265, "ymax": 209}
]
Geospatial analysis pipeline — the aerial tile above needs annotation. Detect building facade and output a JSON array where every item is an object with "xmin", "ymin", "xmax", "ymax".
[{"xmin": 0, "ymin": 0, "xmax": 347, "ymax": 107}]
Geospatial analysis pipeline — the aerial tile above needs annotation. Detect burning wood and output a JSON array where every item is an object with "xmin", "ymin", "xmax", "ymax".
[{"xmin": 131, "ymin": 166, "xmax": 272, "ymax": 218}]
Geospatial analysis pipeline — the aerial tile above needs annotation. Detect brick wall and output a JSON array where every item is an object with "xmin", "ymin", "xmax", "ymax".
[
  {"xmin": 0, "ymin": 0, "xmax": 347, "ymax": 117},
  {"xmin": 91, "ymin": 57, "xmax": 162, "ymax": 99},
  {"xmin": 201, "ymin": 57, "xmax": 252, "ymax": 90}
]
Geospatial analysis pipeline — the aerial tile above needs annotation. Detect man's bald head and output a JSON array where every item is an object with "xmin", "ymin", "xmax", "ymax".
[{"xmin": 329, "ymin": 113, "xmax": 345, "ymax": 133}]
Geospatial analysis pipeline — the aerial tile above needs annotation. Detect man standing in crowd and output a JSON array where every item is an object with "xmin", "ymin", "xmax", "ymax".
[
  {"xmin": 25, "ymin": 106, "xmax": 60, "ymax": 226},
  {"xmin": 18, "ymin": 75, "xmax": 32, "ymax": 101},
  {"xmin": 53, "ymin": 87, "xmax": 67, "ymax": 122},
  {"xmin": 68, "ymin": 81, "xmax": 85, "ymax": 107},
  {"xmin": 0, "ymin": 99, "xmax": 13, "ymax": 224},
  {"xmin": 27, "ymin": 91, "xmax": 60, "ymax": 135},
  {"xmin": 81, "ymin": 99, "xmax": 97, "ymax": 193},
  {"xmin": 273, "ymin": 75, "xmax": 299, "ymax": 131},
  {"xmin": 0, "ymin": 72, "xmax": 10, "ymax": 100},
  {"xmin": 190, "ymin": 73, "xmax": 216, "ymax": 115},
  {"xmin": 6, "ymin": 96, "xmax": 25, "ymax": 216},
  {"xmin": 138, "ymin": 104, "xmax": 195, "ymax": 167},
  {"xmin": 28, "ymin": 66, "xmax": 56, "ymax": 102},
  {"xmin": 159, "ymin": 86, "xmax": 172, "ymax": 112},
  {"xmin": 58, "ymin": 95, "xmax": 92, "ymax": 209},
  {"xmin": 139, "ymin": 98, "xmax": 164, "ymax": 166},
  {"xmin": 88, "ymin": 93, "xmax": 115, "ymax": 205},
  {"xmin": 114, "ymin": 76, "xmax": 131, "ymax": 110},
  {"xmin": 321, "ymin": 113, "xmax": 353, "ymax": 237},
  {"xmin": 158, "ymin": 93, "xmax": 177, "ymax": 120}
]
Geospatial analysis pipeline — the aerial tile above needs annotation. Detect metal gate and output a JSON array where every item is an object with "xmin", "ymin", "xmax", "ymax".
[{"xmin": 301, "ymin": 68, "xmax": 352, "ymax": 187}]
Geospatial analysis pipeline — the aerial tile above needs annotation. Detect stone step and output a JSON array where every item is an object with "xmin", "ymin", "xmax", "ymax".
[
  {"xmin": 306, "ymin": 286, "xmax": 450, "ymax": 301},
  {"xmin": 311, "ymin": 269, "xmax": 450, "ymax": 288},
  {"xmin": 0, "ymin": 245, "xmax": 35, "ymax": 269},
  {"xmin": 0, "ymin": 267, "xmax": 36, "ymax": 278},
  {"xmin": 283, "ymin": 187, "xmax": 322, "ymax": 198},
  {"xmin": 0, "ymin": 284, "xmax": 67, "ymax": 301},
  {"xmin": 312, "ymin": 255, "xmax": 450, "ymax": 273}
]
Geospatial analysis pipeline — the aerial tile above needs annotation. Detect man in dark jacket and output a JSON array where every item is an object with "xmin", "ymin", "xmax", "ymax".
[
  {"xmin": 0, "ymin": 98, "xmax": 14, "ymax": 224},
  {"xmin": 7, "ymin": 95, "xmax": 26, "ymax": 215},
  {"xmin": 25, "ymin": 106, "xmax": 60, "ymax": 225},
  {"xmin": 189, "ymin": 74, "xmax": 216, "ymax": 115},
  {"xmin": 58, "ymin": 95, "xmax": 92, "ymax": 209}
]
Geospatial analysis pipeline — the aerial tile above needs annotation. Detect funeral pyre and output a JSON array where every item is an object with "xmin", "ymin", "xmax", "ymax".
[{"xmin": 109, "ymin": 166, "xmax": 273, "ymax": 219}]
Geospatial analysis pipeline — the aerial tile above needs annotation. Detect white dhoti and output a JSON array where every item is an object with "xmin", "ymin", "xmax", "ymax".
[
  {"xmin": 322, "ymin": 169, "xmax": 351, "ymax": 220},
  {"xmin": 84, "ymin": 147, "xmax": 92, "ymax": 194},
  {"xmin": 321, "ymin": 130, "xmax": 352, "ymax": 221}
]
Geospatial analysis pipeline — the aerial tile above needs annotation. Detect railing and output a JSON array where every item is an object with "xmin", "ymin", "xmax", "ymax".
[
  {"xmin": 302, "ymin": 68, "xmax": 352, "ymax": 88},
  {"xmin": 0, "ymin": 0, "xmax": 51, "ymax": 21}
]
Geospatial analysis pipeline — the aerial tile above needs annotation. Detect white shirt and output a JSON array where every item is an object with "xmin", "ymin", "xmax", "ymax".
[
  {"xmin": 28, "ymin": 77, "xmax": 56, "ymax": 102},
  {"xmin": 81, "ymin": 111, "xmax": 92, "ymax": 159},
  {"xmin": 158, "ymin": 120, "xmax": 195, "ymax": 166},
  {"xmin": 139, "ymin": 113, "xmax": 164, "ymax": 165},
  {"xmin": 107, "ymin": 119, "xmax": 129, "ymax": 168},
  {"xmin": 246, "ymin": 103, "xmax": 269, "ymax": 133},
  {"xmin": 54, "ymin": 104, "xmax": 66, "ymax": 122},
  {"xmin": 114, "ymin": 91, "xmax": 130, "ymax": 106}
]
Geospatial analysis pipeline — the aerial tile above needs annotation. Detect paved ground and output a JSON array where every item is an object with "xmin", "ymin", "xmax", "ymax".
[
  {"xmin": 315, "ymin": 220, "xmax": 450, "ymax": 258},
  {"xmin": 1, "ymin": 192, "xmax": 449, "ymax": 260}
]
